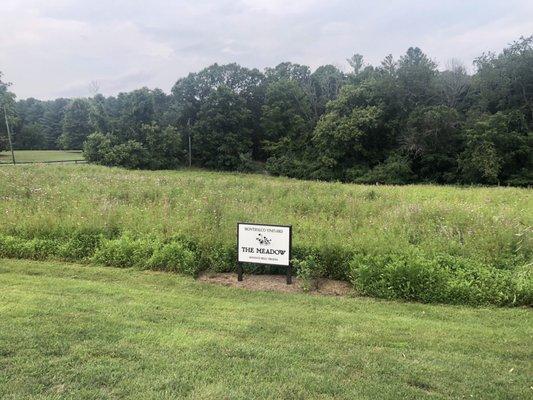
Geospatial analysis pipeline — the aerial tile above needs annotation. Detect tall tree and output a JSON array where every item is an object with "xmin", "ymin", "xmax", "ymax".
[
  {"xmin": 473, "ymin": 36, "xmax": 533, "ymax": 127},
  {"xmin": 438, "ymin": 59, "xmax": 471, "ymax": 110},
  {"xmin": 261, "ymin": 79, "xmax": 314, "ymax": 178},
  {"xmin": 402, "ymin": 106, "xmax": 462, "ymax": 182},
  {"xmin": 192, "ymin": 86, "xmax": 252, "ymax": 171},
  {"xmin": 59, "ymin": 99, "xmax": 92, "ymax": 149},
  {"xmin": 310, "ymin": 65, "xmax": 346, "ymax": 118},
  {"xmin": 310, "ymin": 84, "xmax": 388, "ymax": 181},
  {"xmin": 459, "ymin": 111, "xmax": 531, "ymax": 184},
  {"xmin": 171, "ymin": 63, "xmax": 265, "ymax": 159},
  {"xmin": 42, "ymin": 98, "xmax": 69, "ymax": 149},
  {"xmin": 397, "ymin": 47, "xmax": 439, "ymax": 110}
]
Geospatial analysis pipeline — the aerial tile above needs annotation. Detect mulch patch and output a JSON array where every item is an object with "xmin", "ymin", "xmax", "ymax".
[{"xmin": 197, "ymin": 272, "xmax": 352, "ymax": 297}]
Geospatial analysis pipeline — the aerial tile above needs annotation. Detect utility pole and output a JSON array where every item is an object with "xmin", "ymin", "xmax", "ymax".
[
  {"xmin": 187, "ymin": 118, "xmax": 192, "ymax": 168},
  {"xmin": 3, "ymin": 104, "xmax": 15, "ymax": 165}
]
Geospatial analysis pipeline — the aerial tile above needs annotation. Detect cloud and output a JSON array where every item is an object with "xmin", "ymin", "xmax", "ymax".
[{"xmin": 0, "ymin": 0, "xmax": 531, "ymax": 99}]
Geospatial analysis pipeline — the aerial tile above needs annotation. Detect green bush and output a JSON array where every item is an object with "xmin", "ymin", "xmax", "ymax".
[
  {"xmin": 92, "ymin": 235, "xmax": 157, "ymax": 268},
  {"xmin": 293, "ymin": 255, "xmax": 321, "ymax": 292},
  {"xmin": 148, "ymin": 242, "xmax": 197, "ymax": 276},
  {"xmin": 197, "ymin": 241, "xmax": 236, "ymax": 273},
  {"xmin": 0, "ymin": 235, "xmax": 60, "ymax": 260},
  {"xmin": 59, "ymin": 229, "xmax": 103, "ymax": 261},
  {"xmin": 1, "ymin": 231, "xmax": 531, "ymax": 307},
  {"xmin": 349, "ymin": 251, "xmax": 531, "ymax": 306}
]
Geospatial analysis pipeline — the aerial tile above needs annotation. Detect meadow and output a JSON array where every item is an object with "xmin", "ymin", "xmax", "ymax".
[
  {"xmin": 0, "ymin": 164, "xmax": 531, "ymax": 306},
  {"xmin": 0, "ymin": 150, "xmax": 84, "ymax": 164},
  {"xmin": 1, "ymin": 258, "xmax": 532, "ymax": 400}
]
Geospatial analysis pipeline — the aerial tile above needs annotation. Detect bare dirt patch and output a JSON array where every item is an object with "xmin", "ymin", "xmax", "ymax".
[{"xmin": 197, "ymin": 272, "xmax": 352, "ymax": 297}]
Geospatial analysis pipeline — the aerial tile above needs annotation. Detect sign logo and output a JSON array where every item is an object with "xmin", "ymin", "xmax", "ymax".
[{"xmin": 256, "ymin": 234, "xmax": 271, "ymax": 246}]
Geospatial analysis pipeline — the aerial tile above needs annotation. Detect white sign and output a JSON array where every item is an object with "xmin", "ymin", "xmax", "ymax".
[{"xmin": 237, "ymin": 223, "xmax": 292, "ymax": 266}]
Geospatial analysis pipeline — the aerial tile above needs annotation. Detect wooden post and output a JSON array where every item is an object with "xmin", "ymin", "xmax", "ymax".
[
  {"xmin": 286, "ymin": 262, "xmax": 292, "ymax": 285},
  {"xmin": 187, "ymin": 118, "xmax": 192, "ymax": 168},
  {"xmin": 237, "ymin": 262, "xmax": 243, "ymax": 282},
  {"xmin": 3, "ymin": 105, "xmax": 15, "ymax": 165}
]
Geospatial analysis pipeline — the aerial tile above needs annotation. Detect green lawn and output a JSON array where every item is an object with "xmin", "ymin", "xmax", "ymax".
[
  {"xmin": 0, "ymin": 150, "xmax": 84, "ymax": 163},
  {"xmin": 0, "ymin": 258, "xmax": 531, "ymax": 399}
]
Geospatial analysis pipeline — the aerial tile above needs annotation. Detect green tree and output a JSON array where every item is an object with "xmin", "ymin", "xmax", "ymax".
[
  {"xmin": 437, "ymin": 60, "xmax": 471, "ymax": 110},
  {"xmin": 402, "ymin": 106, "xmax": 462, "ymax": 182},
  {"xmin": 59, "ymin": 99, "xmax": 92, "ymax": 149},
  {"xmin": 459, "ymin": 111, "xmax": 531, "ymax": 185},
  {"xmin": 310, "ymin": 85, "xmax": 389, "ymax": 181},
  {"xmin": 143, "ymin": 123, "xmax": 183, "ymax": 169},
  {"xmin": 261, "ymin": 79, "xmax": 314, "ymax": 178},
  {"xmin": 397, "ymin": 47, "xmax": 439, "ymax": 110},
  {"xmin": 83, "ymin": 132, "xmax": 112, "ymax": 164},
  {"xmin": 171, "ymin": 63, "xmax": 265, "ymax": 159},
  {"xmin": 42, "ymin": 98, "xmax": 69, "ymax": 149},
  {"xmin": 310, "ymin": 65, "xmax": 346, "ymax": 118},
  {"xmin": 192, "ymin": 86, "xmax": 252, "ymax": 171},
  {"xmin": 12, "ymin": 98, "xmax": 46, "ymax": 149},
  {"xmin": 473, "ymin": 36, "xmax": 533, "ymax": 127}
]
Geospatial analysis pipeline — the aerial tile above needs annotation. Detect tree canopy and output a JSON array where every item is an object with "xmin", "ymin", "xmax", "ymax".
[{"xmin": 2, "ymin": 36, "xmax": 532, "ymax": 185}]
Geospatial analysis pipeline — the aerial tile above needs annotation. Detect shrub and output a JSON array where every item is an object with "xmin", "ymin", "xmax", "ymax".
[
  {"xmin": 92, "ymin": 235, "xmax": 157, "ymax": 268},
  {"xmin": 349, "ymin": 251, "xmax": 531, "ymax": 306},
  {"xmin": 514, "ymin": 264, "xmax": 533, "ymax": 306},
  {"xmin": 59, "ymin": 229, "xmax": 103, "ymax": 261},
  {"xmin": 198, "ymin": 241, "xmax": 236, "ymax": 273},
  {"xmin": 293, "ymin": 255, "xmax": 320, "ymax": 292},
  {"xmin": 0, "ymin": 235, "xmax": 60, "ymax": 260},
  {"xmin": 83, "ymin": 132, "xmax": 112, "ymax": 164},
  {"xmin": 106, "ymin": 141, "xmax": 149, "ymax": 169},
  {"xmin": 148, "ymin": 242, "xmax": 197, "ymax": 276},
  {"xmin": 352, "ymin": 154, "xmax": 414, "ymax": 184},
  {"xmin": 0, "ymin": 235, "xmax": 31, "ymax": 259},
  {"xmin": 25, "ymin": 238, "xmax": 62, "ymax": 260}
]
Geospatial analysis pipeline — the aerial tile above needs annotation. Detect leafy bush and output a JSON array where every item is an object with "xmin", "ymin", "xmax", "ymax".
[
  {"xmin": 0, "ymin": 235, "xmax": 60, "ymax": 260},
  {"xmin": 148, "ymin": 242, "xmax": 197, "ymax": 276},
  {"xmin": 353, "ymin": 154, "xmax": 414, "ymax": 184},
  {"xmin": 1, "ymin": 230, "xmax": 531, "ymax": 306},
  {"xmin": 293, "ymin": 255, "xmax": 321, "ymax": 292},
  {"xmin": 92, "ymin": 235, "xmax": 157, "ymax": 268},
  {"xmin": 0, "ymin": 235, "xmax": 29, "ymax": 259},
  {"xmin": 59, "ymin": 229, "xmax": 103, "ymax": 261},
  {"xmin": 83, "ymin": 132, "xmax": 112, "ymax": 164},
  {"xmin": 349, "ymin": 251, "xmax": 531, "ymax": 306}
]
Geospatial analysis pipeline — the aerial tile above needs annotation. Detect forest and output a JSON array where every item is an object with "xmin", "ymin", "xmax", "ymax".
[{"xmin": 1, "ymin": 36, "xmax": 532, "ymax": 185}]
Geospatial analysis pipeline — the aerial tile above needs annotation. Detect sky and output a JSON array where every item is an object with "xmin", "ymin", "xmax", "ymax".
[{"xmin": 1, "ymin": 0, "xmax": 532, "ymax": 100}]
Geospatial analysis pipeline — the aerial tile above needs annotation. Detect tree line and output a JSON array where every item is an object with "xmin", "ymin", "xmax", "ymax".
[{"xmin": 1, "ymin": 36, "xmax": 532, "ymax": 185}]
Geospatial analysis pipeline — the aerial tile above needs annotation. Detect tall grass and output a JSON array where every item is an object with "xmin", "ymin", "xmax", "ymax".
[{"xmin": 0, "ymin": 164, "xmax": 531, "ymax": 305}]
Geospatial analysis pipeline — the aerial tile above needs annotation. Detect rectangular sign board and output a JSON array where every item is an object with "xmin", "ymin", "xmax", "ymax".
[{"xmin": 237, "ymin": 223, "xmax": 291, "ymax": 266}]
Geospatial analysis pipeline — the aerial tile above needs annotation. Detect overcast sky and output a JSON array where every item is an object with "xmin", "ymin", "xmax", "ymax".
[{"xmin": 1, "ymin": 0, "xmax": 532, "ymax": 100}]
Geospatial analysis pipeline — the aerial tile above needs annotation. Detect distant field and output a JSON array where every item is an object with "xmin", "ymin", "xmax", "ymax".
[
  {"xmin": 0, "ymin": 258, "xmax": 531, "ymax": 399},
  {"xmin": 0, "ymin": 150, "xmax": 84, "ymax": 163},
  {"xmin": 0, "ymin": 164, "xmax": 531, "ymax": 306}
]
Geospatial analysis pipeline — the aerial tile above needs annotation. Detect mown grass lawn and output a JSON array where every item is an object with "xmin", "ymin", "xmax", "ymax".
[
  {"xmin": 0, "ymin": 150, "xmax": 84, "ymax": 163},
  {"xmin": 0, "ymin": 259, "xmax": 531, "ymax": 399}
]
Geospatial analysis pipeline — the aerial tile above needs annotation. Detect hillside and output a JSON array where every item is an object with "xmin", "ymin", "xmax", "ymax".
[{"xmin": 0, "ymin": 164, "xmax": 531, "ymax": 305}]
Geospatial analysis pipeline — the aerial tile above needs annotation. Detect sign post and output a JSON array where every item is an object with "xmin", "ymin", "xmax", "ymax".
[{"xmin": 237, "ymin": 222, "xmax": 292, "ymax": 284}]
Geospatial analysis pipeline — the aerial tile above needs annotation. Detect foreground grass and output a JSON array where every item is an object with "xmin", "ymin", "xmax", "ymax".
[
  {"xmin": 0, "ymin": 150, "xmax": 84, "ymax": 163},
  {"xmin": 0, "ymin": 259, "xmax": 531, "ymax": 399}
]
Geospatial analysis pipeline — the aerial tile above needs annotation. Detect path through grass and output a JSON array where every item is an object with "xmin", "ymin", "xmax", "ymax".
[{"xmin": 0, "ymin": 258, "xmax": 531, "ymax": 399}]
